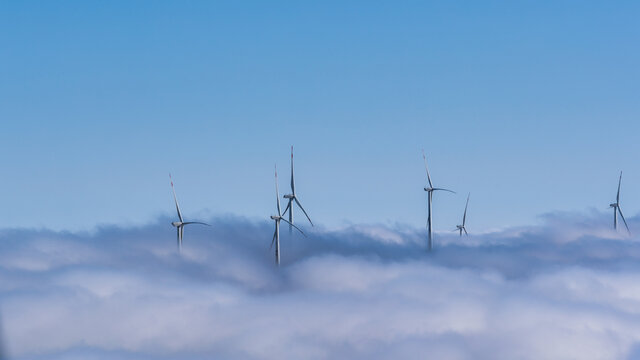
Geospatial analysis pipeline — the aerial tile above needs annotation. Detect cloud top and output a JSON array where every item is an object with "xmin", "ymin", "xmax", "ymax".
[{"xmin": 2, "ymin": 212, "xmax": 640, "ymax": 359}]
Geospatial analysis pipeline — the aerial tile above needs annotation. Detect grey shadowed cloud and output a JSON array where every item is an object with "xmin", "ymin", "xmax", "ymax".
[{"xmin": 1, "ymin": 211, "xmax": 640, "ymax": 360}]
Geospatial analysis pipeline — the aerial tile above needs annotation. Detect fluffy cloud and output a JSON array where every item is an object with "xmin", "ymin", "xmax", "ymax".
[{"xmin": 1, "ymin": 212, "xmax": 640, "ymax": 359}]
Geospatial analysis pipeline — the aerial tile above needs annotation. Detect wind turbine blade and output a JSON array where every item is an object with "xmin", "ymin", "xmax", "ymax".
[
  {"xmin": 275, "ymin": 165, "xmax": 282, "ymax": 216},
  {"xmin": 617, "ymin": 171, "xmax": 622, "ymax": 203},
  {"xmin": 281, "ymin": 219, "xmax": 307, "ymax": 237},
  {"xmin": 462, "ymin": 193, "xmax": 471, "ymax": 227},
  {"xmin": 462, "ymin": 193, "xmax": 470, "ymax": 226},
  {"xmin": 463, "ymin": 227, "xmax": 468, "ymax": 236},
  {"xmin": 290, "ymin": 146, "xmax": 295, "ymax": 195},
  {"xmin": 422, "ymin": 149, "xmax": 433, "ymax": 188},
  {"xmin": 433, "ymin": 188, "xmax": 456, "ymax": 194},
  {"xmin": 182, "ymin": 222, "xmax": 211, "ymax": 226},
  {"xmin": 169, "ymin": 174, "xmax": 184, "ymax": 223},
  {"xmin": 281, "ymin": 199, "xmax": 291, "ymax": 217},
  {"xmin": 618, "ymin": 207, "xmax": 630, "ymax": 233},
  {"xmin": 294, "ymin": 197, "xmax": 313, "ymax": 226}
]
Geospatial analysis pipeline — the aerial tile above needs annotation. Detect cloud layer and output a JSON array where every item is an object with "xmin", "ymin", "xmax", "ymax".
[{"xmin": 2, "ymin": 212, "xmax": 640, "ymax": 359}]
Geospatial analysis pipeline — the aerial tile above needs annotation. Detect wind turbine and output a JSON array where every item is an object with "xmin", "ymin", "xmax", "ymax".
[
  {"xmin": 270, "ymin": 165, "xmax": 306, "ymax": 265},
  {"xmin": 169, "ymin": 174, "xmax": 210, "ymax": 252},
  {"xmin": 609, "ymin": 171, "xmax": 630, "ymax": 234},
  {"xmin": 455, "ymin": 193, "xmax": 470, "ymax": 237},
  {"xmin": 282, "ymin": 146, "xmax": 313, "ymax": 234},
  {"xmin": 422, "ymin": 150, "xmax": 455, "ymax": 251}
]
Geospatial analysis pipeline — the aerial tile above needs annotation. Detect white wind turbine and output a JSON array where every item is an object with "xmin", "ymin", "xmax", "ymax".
[
  {"xmin": 170, "ymin": 174, "xmax": 210, "ymax": 252},
  {"xmin": 455, "ymin": 193, "xmax": 470, "ymax": 237},
  {"xmin": 270, "ymin": 165, "xmax": 306, "ymax": 265},
  {"xmin": 609, "ymin": 171, "xmax": 630, "ymax": 234},
  {"xmin": 282, "ymin": 146, "xmax": 313, "ymax": 233},
  {"xmin": 422, "ymin": 150, "xmax": 455, "ymax": 251}
]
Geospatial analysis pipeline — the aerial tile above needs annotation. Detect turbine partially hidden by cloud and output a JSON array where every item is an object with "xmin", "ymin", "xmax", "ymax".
[
  {"xmin": 1, "ymin": 211, "xmax": 640, "ymax": 359},
  {"xmin": 169, "ymin": 174, "xmax": 210, "ymax": 252},
  {"xmin": 610, "ymin": 171, "xmax": 631, "ymax": 234},
  {"xmin": 422, "ymin": 150, "xmax": 455, "ymax": 252}
]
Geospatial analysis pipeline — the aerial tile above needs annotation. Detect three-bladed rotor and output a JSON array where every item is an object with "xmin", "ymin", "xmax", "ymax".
[
  {"xmin": 422, "ymin": 150, "xmax": 455, "ymax": 195},
  {"xmin": 169, "ymin": 174, "xmax": 210, "ymax": 252},
  {"xmin": 282, "ymin": 146, "xmax": 314, "ymax": 231},
  {"xmin": 610, "ymin": 171, "xmax": 630, "ymax": 234},
  {"xmin": 271, "ymin": 165, "xmax": 306, "ymax": 265},
  {"xmin": 455, "ymin": 193, "xmax": 470, "ymax": 236}
]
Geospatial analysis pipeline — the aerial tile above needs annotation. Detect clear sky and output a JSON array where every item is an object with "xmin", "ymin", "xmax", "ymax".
[{"xmin": 1, "ymin": 1, "xmax": 639, "ymax": 232}]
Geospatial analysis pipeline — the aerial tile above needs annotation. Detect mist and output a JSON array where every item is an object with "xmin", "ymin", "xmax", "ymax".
[{"xmin": 1, "ymin": 211, "xmax": 640, "ymax": 359}]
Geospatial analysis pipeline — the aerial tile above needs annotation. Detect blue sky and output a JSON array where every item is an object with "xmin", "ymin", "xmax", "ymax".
[{"xmin": 1, "ymin": 1, "xmax": 639, "ymax": 231}]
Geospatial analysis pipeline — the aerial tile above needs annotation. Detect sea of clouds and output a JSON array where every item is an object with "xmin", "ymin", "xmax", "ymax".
[{"xmin": 1, "ymin": 211, "xmax": 640, "ymax": 359}]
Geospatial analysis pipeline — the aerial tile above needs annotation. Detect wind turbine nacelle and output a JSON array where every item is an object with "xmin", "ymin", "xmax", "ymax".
[
  {"xmin": 171, "ymin": 221, "xmax": 182, "ymax": 227},
  {"xmin": 610, "ymin": 203, "xmax": 618, "ymax": 208},
  {"xmin": 270, "ymin": 215, "xmax": 280, "ymax": 220},
  {"xmin": 283, "ymin": 194, "xmax": 294, "ymax": 199},
  {"xmin": 456, "ymin": 225, "xmax": 463, "ymax": 229},
  {"xmin": 424, "ymin": 187, "xmax": 432, "ymax": 192}
]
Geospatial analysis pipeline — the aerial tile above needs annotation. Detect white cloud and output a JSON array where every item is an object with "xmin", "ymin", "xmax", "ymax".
[{"xmin": 1, "ymin": 213, "xmax": 640, "ymax": 359}]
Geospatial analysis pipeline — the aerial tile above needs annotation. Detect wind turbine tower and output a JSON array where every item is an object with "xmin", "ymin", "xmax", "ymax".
[
  {"xmin": 422, "ymin": 150, "xmax": 455, "ymax": 251},
  {"xmin": 609, "ymin": 171, "xmax": 630, "ymax": 234},
  {"xmin": 456, "ymin": 193, "xmax": 470, "ymax": 237},
  {"xmin": 270, "ymin": 165, "xmax": 306, "ymax": 265}
]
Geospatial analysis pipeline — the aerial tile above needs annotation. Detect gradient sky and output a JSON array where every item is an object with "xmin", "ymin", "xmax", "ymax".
[{"xmin": 1, "ymin": 1, "xmax": 639, "ymax": 232}]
